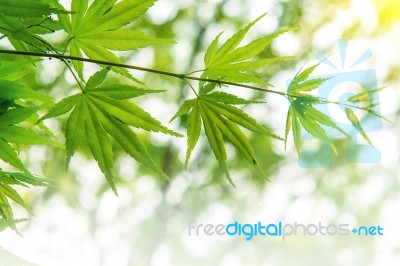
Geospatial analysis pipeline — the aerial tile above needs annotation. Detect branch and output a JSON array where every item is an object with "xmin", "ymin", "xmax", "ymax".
[
  {"xmin": 0, "ymin": 49, "xmax": 383, "ymax": 119},
  {"xmin": 0, "ymin": 49, "xmax": 286, "ymax": 96}
]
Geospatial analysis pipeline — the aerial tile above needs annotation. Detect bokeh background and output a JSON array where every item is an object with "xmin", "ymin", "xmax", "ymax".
[{"xmin": 0, "ymin": 0, "xmax": 399, "ymax": 265}]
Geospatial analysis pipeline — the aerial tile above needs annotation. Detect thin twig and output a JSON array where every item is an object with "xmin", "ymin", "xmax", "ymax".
[
  {"xmin": 184, "ymin": 79, "xmax": 199, "ymax": 97},
  {"xmin": 0, "ymin": 49, "xmax": 286, "ymax": 96},
  {"xmin": 0, "ymin": 49, "xmax": 385, "ymax": 120}
]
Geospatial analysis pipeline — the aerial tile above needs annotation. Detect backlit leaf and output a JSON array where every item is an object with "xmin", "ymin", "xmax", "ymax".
[
  {"xmin": 60, "ymin": 0, "xmax": 172, "ymax": 78},
  {"xmin": 0, "ymin": 0, "xmax": 66, "ymax": 18},
  {"xmin": 41, "ymin": 70, "xmax": 180, "ymax": 191},
  {"xmin": 345, "ymin": 108, "xmax": 373, "ymax": 145},
  {"xmin": 172, "ymin": 88, "xmax": 281, "ymax": 185},
  {"xmin": 203, "ymin": 13, "xmax": 292, "ymax": 84}
]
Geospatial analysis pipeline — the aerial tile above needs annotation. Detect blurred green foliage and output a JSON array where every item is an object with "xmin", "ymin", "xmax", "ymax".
[{"xmin": 0, "ymin": 0, "xmax": 399, "ymax": 265}]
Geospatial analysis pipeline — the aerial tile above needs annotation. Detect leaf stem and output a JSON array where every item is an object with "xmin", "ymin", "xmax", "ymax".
[
  {"xmin": 183, "ymin": 79, "xmax": 198, "ymax": 97},
  {"xmin": 185, "ymin": 69, "xmax": 205, "ymax": 75},
  {"xmin": 63, "ymin": 60, "xmax": 84, "ymax": 91}
]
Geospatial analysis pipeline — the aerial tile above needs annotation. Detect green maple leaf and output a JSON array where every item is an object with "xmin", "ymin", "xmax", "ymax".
[
  {"xmin": 171, "ymin": 86, "xmax": 282, "ymax": 186},
  {"xmin": 0, "ymin": 58, "xmax": 36, "ymax": 81},
  {"xmin": 40, "ymin": 69, "xmax": 182, "ymax": 194},
  {"xmin": 0, "ymin": 80, "xmax": 60, "ymax": 172},
  {"xmin": 345, "ymin": 108, "xmax": 372, "ymax": 145},
  {"xmin": 0, "ymin": 0, "xmax": 66, "ymax": 18},
  {"xmin": 0, "ymin": 65, "xmax": 54, "ymax": 221},
  {"xmin": 202, "ymin": 13, "xmax": 293, "ymax": 85},
  {"xmin": 0, "ymin": 169, "xmax": 48, "ymax": 221},
  {"xmin": 0, "ymin": 15, "xmax": 52, "ymax": 52},
  {"xmin": 56, "ymin": 0, "xmax": 173, "ymax": 79},
  {"xmin": 285, "ymin": 64, "xmax": 345, "ymax": 153},
  {"xmin": 285, "ymin": 63, "xmax": 377, "ymax": 154},
  {"xmin": 0, "ymin": 1, "xmax": 65, "ymax": 52}
]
